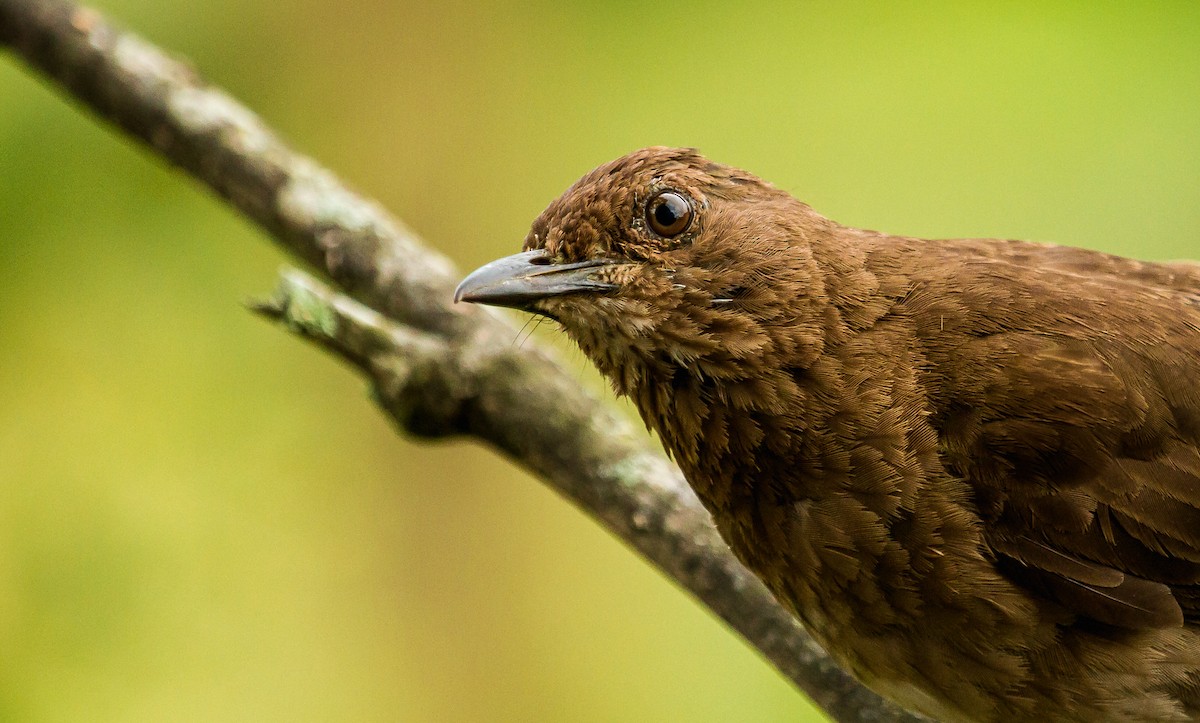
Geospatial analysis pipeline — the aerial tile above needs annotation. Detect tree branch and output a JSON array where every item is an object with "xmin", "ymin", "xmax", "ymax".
[{"xmin": 0, "ymin": 1, "xmax": 922, "ymax": 720}]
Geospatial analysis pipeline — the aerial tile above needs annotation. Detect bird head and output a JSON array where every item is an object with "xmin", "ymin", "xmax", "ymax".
[{"xmin": 456, "ymin": 147, "xmax": 839, "ymax": 395}]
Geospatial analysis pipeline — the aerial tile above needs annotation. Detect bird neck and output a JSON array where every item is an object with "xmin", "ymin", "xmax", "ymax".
[{"xmin": 617, "ymin": 228, "xmax": 898, "ymax": 515}]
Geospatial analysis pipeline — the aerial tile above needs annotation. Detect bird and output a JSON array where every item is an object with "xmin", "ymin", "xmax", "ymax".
[{"xmin": 454, "ymin": 146, "xmax": 1200, "ymax": 722}]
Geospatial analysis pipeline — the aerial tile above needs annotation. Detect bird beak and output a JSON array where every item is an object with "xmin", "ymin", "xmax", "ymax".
[{"xmin": 454, "ymin": 249, "xmax": 619, "ymax": 310}]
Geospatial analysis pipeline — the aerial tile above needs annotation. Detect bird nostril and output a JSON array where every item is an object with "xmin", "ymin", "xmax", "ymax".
[{"xmin": 528, "ymin": 254, "xmax": 552, "ymax": 266}]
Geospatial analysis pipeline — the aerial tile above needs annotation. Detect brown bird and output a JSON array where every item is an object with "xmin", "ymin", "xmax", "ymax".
[{"xmin": 455, "ymin": 147, "xmax": 1200, "ymax": 722}]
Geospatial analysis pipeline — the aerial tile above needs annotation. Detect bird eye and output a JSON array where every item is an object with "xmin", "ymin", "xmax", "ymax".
[{"xmin": 645, "ymin": 191, "xmax": 693, "ymax": 238}]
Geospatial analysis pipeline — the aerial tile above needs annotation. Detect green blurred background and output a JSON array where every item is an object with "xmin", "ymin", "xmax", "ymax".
[{"xmin": 1, "ymin": 1, "xmax": 1198, "ymax": 721}]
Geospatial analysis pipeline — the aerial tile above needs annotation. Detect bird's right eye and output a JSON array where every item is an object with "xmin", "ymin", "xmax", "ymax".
[{"xmin": 645, "ymin": 191, "xmax": 694, "ymax": 238}]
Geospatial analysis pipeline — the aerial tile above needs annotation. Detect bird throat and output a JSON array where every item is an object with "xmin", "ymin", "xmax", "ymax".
[{"xmin": 590, "ymin": 308, "xmax": 836, "ymax": 518}]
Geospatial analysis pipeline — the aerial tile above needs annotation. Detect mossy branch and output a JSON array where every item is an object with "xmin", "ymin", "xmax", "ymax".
[{"xmin": 0, "ymin": 1, "xmax": 924, "ymax": 720}]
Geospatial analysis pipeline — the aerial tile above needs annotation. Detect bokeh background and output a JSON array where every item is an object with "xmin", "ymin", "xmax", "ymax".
[{"xmin": 2, "ymin": 2, "xmax": 1198, "ymax": 721}]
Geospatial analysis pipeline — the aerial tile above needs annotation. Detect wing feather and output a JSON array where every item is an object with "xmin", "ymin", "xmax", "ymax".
[{"xmin": 922, "ymin": 289, "xmax": 1200, "ymax": 628}]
